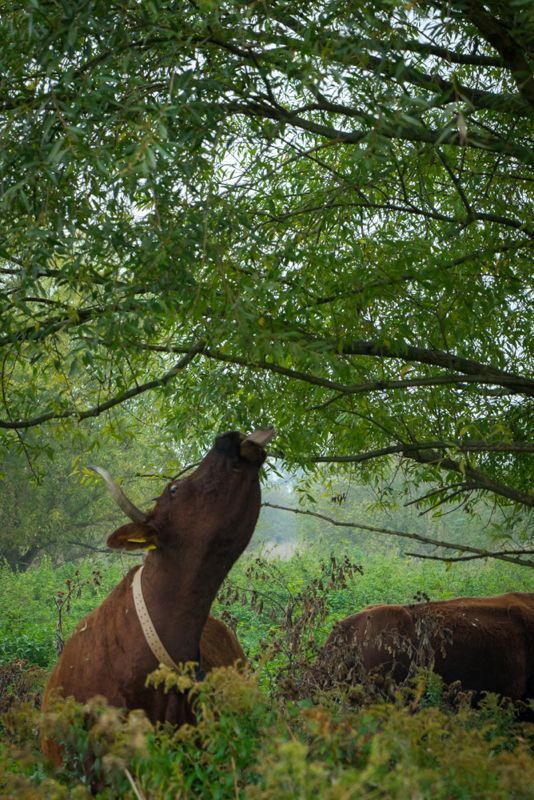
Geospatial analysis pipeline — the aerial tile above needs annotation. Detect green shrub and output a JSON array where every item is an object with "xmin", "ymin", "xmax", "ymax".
[
  {"xmin": 1, "ymin": 551, "xmax": 531, "ymax": 671},
  {"xmin": 0, "ymin": 660, "xmax": 45, "ymax": 716},
  {"xmin": 5, "ymin": 667, "xmax": 530, "ymax": 800},
  {"xmin": 0, "ymin": 552, "xmax": 532, "ymax": 798}
]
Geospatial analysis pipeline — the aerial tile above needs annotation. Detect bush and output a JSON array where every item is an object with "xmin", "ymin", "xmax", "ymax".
[
  {"xmin": 0, "ymin": 659, "xmax": 45, "ymax": 716},
  {"xmin": 1, "ymin": 667, "xmax": 528, "ymax": 800},
  {"xmin": 1, "ymin": 552, "xmax": 533, "ymax": 798}
]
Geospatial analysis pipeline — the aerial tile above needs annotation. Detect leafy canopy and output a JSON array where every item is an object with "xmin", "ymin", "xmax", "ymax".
[{"xmin": 0, "ymin": 1, "xmax": 532, "ymax": 530}]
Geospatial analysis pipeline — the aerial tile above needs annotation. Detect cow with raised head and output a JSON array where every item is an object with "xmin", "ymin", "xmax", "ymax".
[
  {"xmin": 319, "ymin": 593, "xmax": 534, "ymax": 704},
  {"xmin": 42, "ymin": 428, "xmax": 274, "ymax": 761}
]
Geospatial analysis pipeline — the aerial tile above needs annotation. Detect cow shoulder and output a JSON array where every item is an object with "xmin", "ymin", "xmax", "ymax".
[{"xmin": 200, "ymin": 616, "xmax": 246, "ymax": 671}]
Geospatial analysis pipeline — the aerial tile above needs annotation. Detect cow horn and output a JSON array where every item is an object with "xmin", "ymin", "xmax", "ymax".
[
  {"xmin": 88, "ymin": 466, "xmax": 148, "ymax": 523},
  {"xmin": 243, "ymin": 427, "xmax": 276, "ymax": 447}
]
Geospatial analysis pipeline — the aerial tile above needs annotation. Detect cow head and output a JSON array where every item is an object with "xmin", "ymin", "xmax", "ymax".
[{"xmin": 90, "ymin": 428, "xmax": 274, "ymax": 573}]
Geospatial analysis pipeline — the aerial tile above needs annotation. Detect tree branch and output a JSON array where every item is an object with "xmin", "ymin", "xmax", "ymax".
[
  {"xmin": 311, "ymin": 44, "xmax": 527, "ymax": 114},
  {"xmin": 223, "ymin": 99, "xmax": 534, "ymax": 166},
  {"xmin": 338, "ymin": 339, "xmax": 533, "ymax": 394},
  {"xmin": 262, "ymin": 502, "xmax": 534, "ymax": 568},
  {"xmin": 0, "ymin": 307, "xmax": 99, "ymax": 348},
  {"xmin": 405, "ymin": 550, "xmax": 534, "ymax": 564},
  {"xmin": 0, "ymin": 345, "xmax": 202, "ymax": 430},
  {"xmin": 2, "ymin": 338, "xmax": 531, "ymax": 436},
  {"xmin": 406, "ymin": 447, "xmax": 534, "ymax": 508},
  {"xmin": 453, "ymin": 0, "xmax": 534, "ymax": 107},
  {"xmin": 65, "ymin": 539, "xmax": 140, "ymax": 557},
  {"xmin": 313, "ymin": 440, "xmax": 534, "ymax": 456},
  {"xmin": 404, "ymin": 482, "xmax": 474, "ymax": 507},
  {"xmin": 309, "ymin": 446, "xmax": 534, "ymax": 508},
  {"xmin": 138, "ymin": 342, "xmax": 533, "ymax": 397},
  {"xmin": 259, "ymin": 197, "xmax": 531, "ymax": 234},
  {"xmin": 299, "ymin": 241, "xmax": 532, "ymax": 309},
  {"xmin": 381, "ymin": 34, "xmax": 504, "ymax": 67},
  {"xmin": 0, "ymin": 289, "xmax": 157, "ymax": 349},
  {"xmin": 243, "ymin": 19, "xmax": 527, "ymax": 114}
]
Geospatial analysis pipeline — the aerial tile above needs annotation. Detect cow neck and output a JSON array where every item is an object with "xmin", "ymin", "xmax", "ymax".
[
  {"xmin": 133, "ymin": 566, "xmax": 178, "ymax": 669},
  {"xmin": 135, "ymin": 551, "xmax": 224, "ymax": 667}
]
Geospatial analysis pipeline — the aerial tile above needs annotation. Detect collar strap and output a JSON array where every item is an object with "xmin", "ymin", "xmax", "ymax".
[
  {"xmin": 132, "ymin": 565, "xmax": 178, "ymax": 670},
  {"xmin": 132, "ymin": 566, "xmax": 205, "ymax": 681}
]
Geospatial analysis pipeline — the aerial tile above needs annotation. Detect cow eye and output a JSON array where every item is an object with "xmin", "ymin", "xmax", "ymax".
[{"xmin": 170, "ymin": 484, "xmax": 178, "ymax": 495}]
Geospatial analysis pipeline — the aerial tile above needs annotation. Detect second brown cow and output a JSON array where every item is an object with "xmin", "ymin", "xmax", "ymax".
[{"xmin": 319, "ymin": 592, "xmax": 534, "ymax": 703}]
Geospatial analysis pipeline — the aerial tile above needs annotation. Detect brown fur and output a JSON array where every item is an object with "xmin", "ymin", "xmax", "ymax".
[
  {"xmin": 322, "ymin": 593, "xmax": 534, "ymax": 700},
  {"xmin": 42, "ymin": 431, "xmax": 268, "ymax": 764}
]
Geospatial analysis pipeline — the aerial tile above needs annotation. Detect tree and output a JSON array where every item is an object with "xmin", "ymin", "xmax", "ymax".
[
  {"xmin": 0, "ymin": 1, "xmax": 532, "ymax": 546},
  {"xmin": 0, "ymin": 409, "xmax": 190, "ymax": 568}
]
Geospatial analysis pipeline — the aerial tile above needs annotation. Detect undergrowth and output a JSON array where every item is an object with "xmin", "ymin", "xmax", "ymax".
[
  {"xmin": 1, "ymin": 666, "xmax": 533, "ymax": 799},
  {"xmin": 0, "ymin": 552, "xmax": 532, "ymax": 798},
  {"xmin": 1, "ymin": 549, "xmax": 530, "ymax": 671}
]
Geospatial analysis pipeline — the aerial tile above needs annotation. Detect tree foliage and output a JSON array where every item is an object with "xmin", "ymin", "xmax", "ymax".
[{"xmin": 1, "ymin": 1, "xmax": 532, "ymax": 535}]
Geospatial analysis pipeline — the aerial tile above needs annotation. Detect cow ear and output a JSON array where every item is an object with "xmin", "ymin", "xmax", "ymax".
[{"xmin": 107, "ymin": 522, "xmax": 159, "ymax": 551}]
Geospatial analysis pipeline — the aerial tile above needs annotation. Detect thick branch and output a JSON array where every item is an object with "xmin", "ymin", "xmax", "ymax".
[
  {"xmin": 338, "ymin": 339, "xmax": 533, "ymax": 394},
  {"xmin": 224, "ymin": 99, "xmax": 534, "ymax": 166},
  {"xmin": 455, "ymin": 0, "xmax": 534, "ymax": 107},
  {"xmin": 140, "ymin": 342, "xmax": 533, "ymax": 397},
  {"xmin": 310, "ymin": 446, "xmax": 534, "ymax": 508},
  {"xmin": 262, "ymin": 503, "xmax": 534, "ymax": 568},
  {"xmin": 314, "ymin": 440, "xmax": 534, "ymax": 456}
]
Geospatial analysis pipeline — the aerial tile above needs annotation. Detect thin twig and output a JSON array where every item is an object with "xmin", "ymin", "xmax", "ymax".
[
  {"xmin": 403, "ymin": 482, "xmax": 471, "ymax": 507},
  {"xmin": 406, "ymin": 550, "xmax": 534, "ymax": 563},
  {"xmin": 172, "ymin": 461, "xmax": 201, "ymax": 480},
  {"xmin": 261, "ymin": 503, "xmax": 534, "ymax": 568},
  {"xmin": 124, "ymin": 769, "xmax": 147, "ymax": 800}
]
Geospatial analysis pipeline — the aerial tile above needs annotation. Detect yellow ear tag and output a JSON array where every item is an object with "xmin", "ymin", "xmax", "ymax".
[
  {"xmin": 146, "ymin": 544, "xmax": 157, "ymax": 550},
  {"xmin": 127, "ymin": 537, "xmax": 149, "ymax": 544}
]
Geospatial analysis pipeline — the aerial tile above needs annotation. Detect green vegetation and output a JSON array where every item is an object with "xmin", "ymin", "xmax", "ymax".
[
  {"xmin": 0, "ymin": 2, "xmax": 533, "ymax": 796},
  {"xmin": 1, "ymin": 0, "xmax": 532, "ymax": 547},
  {"xmin": 2, "ymin": 653, "xmax": 534, "ymax": 799},
  {"xmin": 1, "ymin": 550, "xmax": 531, "ymax": 671},
  {"xmin": 1, "ymin": 552, "xmax": 533, "ymax": 798}
]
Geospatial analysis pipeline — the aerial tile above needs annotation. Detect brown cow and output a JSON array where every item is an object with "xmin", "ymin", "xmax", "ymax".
[
  {"xmin": 42, "ymin": 428, "xmax": 274, "ymax": 762},
  {"xmin": 320, "ymin": 593, "xmax": 534, "ymax": 702}
]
